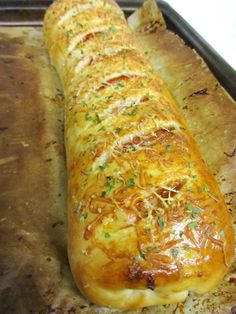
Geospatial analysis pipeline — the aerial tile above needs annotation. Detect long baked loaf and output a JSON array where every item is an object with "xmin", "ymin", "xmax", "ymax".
[{"xmin": 44, "ymin": 0, "xmax": 234, "ymax": 309}]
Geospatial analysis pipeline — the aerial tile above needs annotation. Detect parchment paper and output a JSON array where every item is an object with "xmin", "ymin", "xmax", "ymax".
[{"xmin": 0, "ymin": 1, "xmax": 235, "ymax": 313}]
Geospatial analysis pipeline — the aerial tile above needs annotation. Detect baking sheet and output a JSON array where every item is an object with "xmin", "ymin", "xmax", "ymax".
[{"xmin": 0, "ymin": 1, "xmax": 235, "ymax": 313}]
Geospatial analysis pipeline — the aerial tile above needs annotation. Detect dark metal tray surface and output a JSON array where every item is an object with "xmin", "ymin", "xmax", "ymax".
[{"xmin": 0, "ymin": 0, "xmax": 235, "ymax": 100}]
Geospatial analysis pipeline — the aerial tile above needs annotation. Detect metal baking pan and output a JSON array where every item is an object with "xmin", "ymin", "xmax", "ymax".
[{"xmin": 0, "ymin": 0, "xmax": 235, "ymax": 100}]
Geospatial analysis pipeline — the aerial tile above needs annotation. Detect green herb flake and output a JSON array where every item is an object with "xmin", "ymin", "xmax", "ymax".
[
  {"xmin": 161, "ymin": 109, "xmax": 170, "ymax": 115},
  {"xmin": 127, "ymin": 146, "xmax": 136, "ymax": 152},
  {"xmin": 198, "ymin": 184, "xmax": 210, "ymax": 193},
  {"xmin": 105, "ymin": 94, "xmax": 113, "ymax": 100},
  {"xmin": 204, "ymin": 184, "xmax": 210, "ymax": 192},
  {"xmin": 220, "ymin": 230, "xmax": 225, "ymax": 237},
  {"xmin": 85, "ymin": 167, "xmax": 92, "ymax": 174},
  {"xmin": 179, "ymin": 231, "xmax": 184, "ymax": 237},
  {"xmin": 98, "ymin": 126, "xmax": 106, "ymax": 132},
  {"xmin": 115, "ymin": 126, "xmax": 122, "ymax": 134},
  {"xmin": 80, "ymin": 213, "xmax": 88, "ymax": 222},
  {"xmin": 184, "ymin": 244, "xmax": 190, "ymax": 251},
  {"xmin": 163, "ymin": 304, "xmax": 171, "ymax": 309},
  {"xmin": 109, "ymin": 24, "xmax": 116, "ymax": 33},
  {"xmin": 123, "ymin": 107, "xmax": 139, "ymax": 116},
  {"xmin": 99, "ymin": 164, "xmax": 106, "ymax": 171},
  {"xmin": 171, "ymin": 248, "xmax": 179, "ymax": 258},
  {"xmin": 187, "ymin": 162, "xmax": 194, "ymax": 168},
  {"xmin": 134, "ymin": 253, "xmax": 146, "ymax": 261},
  {"xmin": 191, "ymin": 174, "xmax": 198, "ymax": 180},
  {"xmin": 114, "ymin": 83, "xmax": 124, "ymax": 90},
  {"xmin": 185, "ymin": 203, "xmax": 193, "ymax": 211},
  {"xmin": 105, "ymin": 176, "xmax": 115, "ymax": 192},
  {"xmin": 157, "ymin": 217, "xmax": 165, "ymax": 229},
  {"xmin": 95, "ymin": 113, "xmax": 100, "ymax": 124},
  {"xmin": 77, "ymin": 23, "xmax": 84, "ymax": 28},
  {"xmin": 130, "ymin": 108, "xmax": 138, "ymax": 116},
  {"xmin": 103, "ymin": 31, "xmax": 110, "ymax": 40},
  {"xmin": 104, "ymin": 232, "xmax": 111, "ymax": 238},
  {"xmin": 85, "ymin": 112, "xmax": 93, "ymax": 121},
  {"xmin": 126, "ymin": 177, "xmax": 135, "ymax": 188},
  {"xmin": 191, "ymin": 208, "xmax": 201, "ymax": 219},
  {"xmin": 81, "ymin": 100, "xmax": 87, "ymax": 106},
  {"xmin": 146, "ymin": 92, "xmax": 154, "ymax": 99},
  {"xmin": 134, "ymin": 170, "xmax": 140, "ymax": 177},
  {"xmin": 66, "ymin": 29, "xmax": 73, "ymax": 39},
  {"xmin": 188, "ymin": 221, "xmax": 197, "ymax": 230},
  {"xmin": 166, "ymin": 145, "xmax": 172, "ymax": 151}
]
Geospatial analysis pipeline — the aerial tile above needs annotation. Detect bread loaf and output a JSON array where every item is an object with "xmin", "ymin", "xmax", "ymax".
[{"xmin": 44, "ymin": 0, "xmax": 234, "ymax": 308}]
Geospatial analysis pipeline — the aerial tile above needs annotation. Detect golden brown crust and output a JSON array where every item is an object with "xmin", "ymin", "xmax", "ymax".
[{"xmin": 44, "ymin": 0, "xmax": 234, "ymax": 309}]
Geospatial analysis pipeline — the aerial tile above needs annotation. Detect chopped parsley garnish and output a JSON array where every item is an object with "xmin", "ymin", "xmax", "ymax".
[
  {"xmin": 109, "ymin": 24, "xmax": 116, "ymax": 33},
  {"xmin": 104, "ymin": 232, "xmax": 111, "ymax": 238},
  {"xmin": 85, "ymin": 167, "xmax": 92, "ymax": 174},
  {"xmin": 98, "ymin": 126, "xmax": 106, "ymax": 132},
  {"xmin": 184, "ymin": 244, "xmax": 190, "ymax": 251},
  {"xmin": 115, "ymin": 83, "xmax": 124, "ymax": 90},
  {"xmin": 123, "ymin": 107, "xmax": 139, "ymax": 116},
  {"xmin": 198, "ymin": 184, "xmax": 210, "ymax": 192},
  {"xmin": 66, "ymin": 29, "xmax": 73, "ymax": 38},
  {"xmin": 187, "ymin": 162, "xmax": 194, "ymax": 168},
  {"xmin": 134, "ymin": 170, "xmax": 140, "ymax": 177},
  {"xmin": 157, "ymin": 217, "xmax": 165, "ymax": 229},
  {"xmin": 134, "ymin": 253, "xmax": 146, "ymax": 261},
  {"xmin": 166, "ymin": 145, "xmax": 172, "ymax": 151},
  {"xmin": 220, "ymin": 230, "xmax": 225, "ymax": 237},
  {"xmin": 185, "ymin": 203, "xmax": 193, "ymax": 211},
  {"xmin": 179, "ymin": 231, "xmax": 184, "ymax": 237},
  {"xmin": 161, "ymin": 109, "xmax": 170, "ymax": 114},
  {"xmin": 115, "ymin": 126, "xmax": 122, "ymax": 133},
  {"xmin": 146, "ymin": 92, "xmax": 154, "ymax": 99},
  {"xmin": 191, "ymin": 208, "xmax": 201, "ymax": 219},
  {"xmin": 81, "ymin": 100, "xmax": 87, "ymax": 106},
  {"xmin": 130, "ymin": 108, "xmax": 138, "ymax": 116},
  {"xmin": 126, "ymin": 177, "xmax": 135, "ymax": 187},
  {"xmin": 171, "ymin": 248, "xmax": 179, "ymax": 258},
  {"xmin": 188, "ymin": 221, "xmax": 197, "ymax": 230},
  {"xmin": 80, "ymin": 213, "xmax": 88, "ymax": 222},
  {"xmin": 191, "ymin": 174, "xmax": 198, "ymax": 180},
  {"xmin": 105, "ymin": 94, "xmax": 113, "ymax": 100},
  {"xmin": 186, "ymin": 185, "xmax": 193, "ymax": 191},
  {"xmin": 127, "ymin": 146, "xmax": 136, "ymax": 152},
  {"xmin": 77, "ymin": 23, "xmax": 84, "ymax": 28},
  {"xmin": 85, "ymin": 112, "xmax": 101, "ymax": 124},
  {"xmin": 163, "ymin": 304, "xmax": 171, "ymax": 309},
  {"xmin": 94, "ymin": 113, "xmax": 100, "ymax": 124},
  {"xmin": 98, "ymin": 164, "xmax": 106, "ymax": 171},
  {"xmin": 105, "ymin": 176, "xmax": 115, "ymax": 192},
  {"xmin": 85, "ymin": 112, "xmax": 93, "ymax": 121},
  {"xmin": 103, "ymin": 31, "xmax": 110, "ymax": 40}
]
